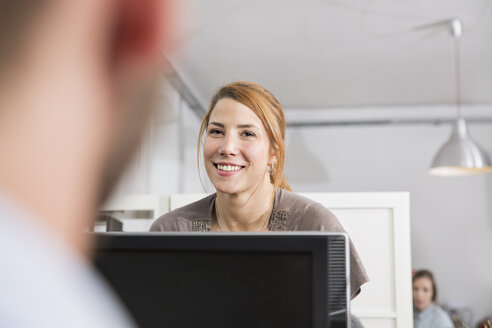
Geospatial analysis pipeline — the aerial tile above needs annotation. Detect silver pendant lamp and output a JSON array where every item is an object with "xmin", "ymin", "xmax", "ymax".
[{"xmin": 429, "ymin": 18, "xmax": 492, "ymax": 176}]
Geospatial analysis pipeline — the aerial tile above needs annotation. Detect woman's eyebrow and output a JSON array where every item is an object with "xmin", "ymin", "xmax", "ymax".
[
  {"xmin": 208, "ymin": 122, "xmax": 224, "ymax": 127},
  {"xmin": 209, "ymin": 122, "xmax": 261, "ymax": 130},
  {"xmin": 237, "ymin": 124, "xmax": 260, "ymax": 130}
]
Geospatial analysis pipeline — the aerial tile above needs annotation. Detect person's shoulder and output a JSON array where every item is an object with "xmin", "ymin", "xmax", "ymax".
[
  {"xmin": 276, "ymin": 188, "xmax": 325, "ymax": 212},
  {"xmin": 276, "ymin": 189, "xmax": 340, "ymax": 230},
  {"xmin": 149, "ymin": 194, "xmax": 214, "ymax": 231},
  {"xmin": 431, "ymin": 304, "xmax": 454, "ymax": 326}
]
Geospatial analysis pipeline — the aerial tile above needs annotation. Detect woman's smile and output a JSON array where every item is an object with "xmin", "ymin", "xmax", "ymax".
[{"xmin": 213, "ymin": 162, "xmax": 245, "ymax": 176}]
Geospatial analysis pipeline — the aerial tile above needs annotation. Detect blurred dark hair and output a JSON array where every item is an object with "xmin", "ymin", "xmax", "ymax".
[
  {"xmin": 0, "ymin": 0, "xmax": 47, "ymax": 75},
  {"xmin": 413, "ymin": 269, "xmax": 437, "ymax": 302}
]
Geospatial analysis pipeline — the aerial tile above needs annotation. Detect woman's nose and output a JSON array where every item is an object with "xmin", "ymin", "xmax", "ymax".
[{"xmin": 219, "ymin": 134, "xmax": 239, "ymax": 156}]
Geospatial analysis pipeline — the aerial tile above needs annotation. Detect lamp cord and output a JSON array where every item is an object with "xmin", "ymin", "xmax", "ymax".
[{"xmin": 455, "ymin": 37, "xmax": 462, "ymax": 119}]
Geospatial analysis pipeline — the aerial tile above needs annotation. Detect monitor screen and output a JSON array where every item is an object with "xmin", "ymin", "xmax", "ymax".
[{"xmin": 92, "ymin": 233, "xmax": 349, "ymax": 328}]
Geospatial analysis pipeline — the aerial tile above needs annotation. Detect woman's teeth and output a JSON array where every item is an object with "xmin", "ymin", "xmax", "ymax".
[{"xmin": 217, "ymin": 164, "xmax": 242, "ymax": 172}]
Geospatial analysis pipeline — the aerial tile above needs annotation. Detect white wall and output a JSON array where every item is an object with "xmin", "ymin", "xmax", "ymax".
[
  {"xmin": 284, "ymin": 111, "xmax": 492, "ymax": 325},
  {"xmin": 115, "ymin": 98, "xmax": 492, "ymax": 325},
  {"xmin": 113, "ymin": 81, "xmax": 205, "ymax": 196}
]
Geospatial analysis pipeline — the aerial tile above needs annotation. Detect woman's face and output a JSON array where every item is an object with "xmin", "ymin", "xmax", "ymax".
[
  {"xmin": 203, "ymin": 98, "xmax": 273, "ymax": 195},
  {"xmin": 413, "ymin": 277, "xmax": 434, "ymax": 312}
]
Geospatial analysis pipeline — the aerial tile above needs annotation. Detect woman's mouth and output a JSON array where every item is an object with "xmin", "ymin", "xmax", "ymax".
[
  {"xmin": 215, "ymin": 163, "xmax": 243, "ymax": 171},
  {"xmin": 213, "ymin": 163, "xmax": 244, "ymax": 175}
]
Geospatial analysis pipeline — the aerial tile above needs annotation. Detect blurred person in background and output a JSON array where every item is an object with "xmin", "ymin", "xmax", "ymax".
[
  {"xmin": 0, "ymin": 0, "xmax": 172, "ymax": 327},
  {"xmin": 413, "ymin": 269, "xmax": 454, "ymax": 328}
]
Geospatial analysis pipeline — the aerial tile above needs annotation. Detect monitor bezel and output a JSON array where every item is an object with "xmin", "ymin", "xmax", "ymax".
[{"xmin": 92, "ymin": 232, "xmax": 351, "ymax": 328}]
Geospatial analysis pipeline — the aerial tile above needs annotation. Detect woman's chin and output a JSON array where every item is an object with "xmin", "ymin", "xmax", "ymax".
[
  {"xmin": 213, "ymin": 183, "xmax": 241, "ymax": 195},
  {"xmin": 415, "ymin": 303, "xmax": 430, "ymax": 312}
]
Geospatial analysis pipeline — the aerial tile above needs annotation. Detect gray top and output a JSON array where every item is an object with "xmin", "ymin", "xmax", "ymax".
[
  {"xmin": 414, "ymin": 304, "xmax": 454, "ymax": 328},
  {"xmin": 150, "ymin": 188, "xmax": 369, "ymax": 298}
]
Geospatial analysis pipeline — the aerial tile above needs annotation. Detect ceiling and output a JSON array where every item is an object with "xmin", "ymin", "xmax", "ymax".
[{"xmin": 169, "ymin": 0, "xmax": 492, "ymax": 109}]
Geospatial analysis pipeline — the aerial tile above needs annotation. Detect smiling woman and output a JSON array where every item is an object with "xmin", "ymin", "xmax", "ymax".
[
  {"xmin": 203, "ymin": 98, "xmax": 273, "ymax": 197},
  {"xmin": 150, "ymin": 81, "xmax": 369, "ymax": 298}
]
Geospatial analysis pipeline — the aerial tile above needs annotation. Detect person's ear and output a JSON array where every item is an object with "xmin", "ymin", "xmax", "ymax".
[
  {"xmin": 269, "ymin": 155, "xmax": 277, "ymax": 168},
  {"xmin": 110, "ymin": 0, "xmax": 173, "ymax": 72},
  {"xmin": 269, "ymin": 145, "xmax": 279, "ymax": 166}
]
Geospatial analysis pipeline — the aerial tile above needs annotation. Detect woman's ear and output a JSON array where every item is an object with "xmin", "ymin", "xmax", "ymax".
[{"xmin": 269, "ymin": 145, "xmax": 279, "ymax": 166}]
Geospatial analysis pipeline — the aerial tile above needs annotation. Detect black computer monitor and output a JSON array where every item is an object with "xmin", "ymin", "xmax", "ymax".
[{"xmin": 92, "ymin": 232, "xmax": 350, "ymax": 328}]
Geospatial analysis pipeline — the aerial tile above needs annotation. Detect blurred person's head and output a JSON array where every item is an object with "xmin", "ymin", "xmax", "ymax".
[
  {"xmin": 197, "ymin": 81, "xmax": 291, "ymax": 196},
  {"xmin": 0, "ymin": 0, "xmax": 172, "ymax": 253},
  {"xmin": 413, "ymin": 269, "xmax": 437, "ymax": 312}
]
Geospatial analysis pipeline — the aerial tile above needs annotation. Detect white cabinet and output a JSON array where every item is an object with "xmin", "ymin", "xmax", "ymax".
[
  {"xmin": 299, "ymin": 192, "xmax": 413, "ymax": 328},
  {"xmin": 99, "ymin": 195, "xmax": 169, "ymax": 232}
]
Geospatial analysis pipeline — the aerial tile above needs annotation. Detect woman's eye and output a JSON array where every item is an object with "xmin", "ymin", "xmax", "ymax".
[
  {"xmin": 241, "ymin": 131, "xmax": 255, "ymax": 137},
  {"xmin": 209, "ymin": 129, "xmax": 223, "ymax": 135}
]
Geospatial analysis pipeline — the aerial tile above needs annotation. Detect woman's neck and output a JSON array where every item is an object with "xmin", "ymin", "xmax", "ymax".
[
  {"xmin": 416, "ymin": 303, "xmax": 434, "ymax": 314},
  {"xmin": 215, "ymin": 178, "xmax": 275, "ymax": 232}
]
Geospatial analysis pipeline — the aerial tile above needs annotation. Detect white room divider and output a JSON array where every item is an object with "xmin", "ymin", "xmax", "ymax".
[{"xmin": 298, "ymin": 192, "xmax": 413, "ymax": 328}]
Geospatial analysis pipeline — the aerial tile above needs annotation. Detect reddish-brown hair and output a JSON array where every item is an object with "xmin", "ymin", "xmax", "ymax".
[{"xmin": 197, "ymin": 81, "xmax": 291, "ymax": 191}]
